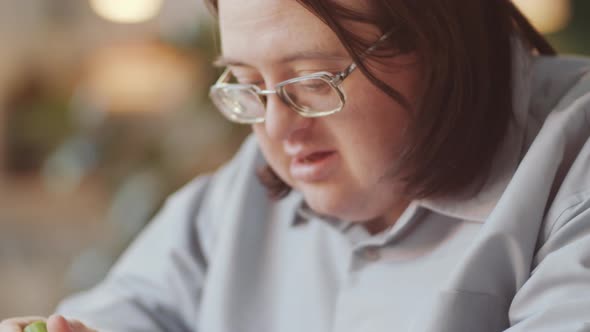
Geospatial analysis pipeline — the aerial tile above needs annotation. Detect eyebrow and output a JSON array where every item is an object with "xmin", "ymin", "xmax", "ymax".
[{"xmin": 213, "ymin": 50, "xmax": 349, "ymax": 68}]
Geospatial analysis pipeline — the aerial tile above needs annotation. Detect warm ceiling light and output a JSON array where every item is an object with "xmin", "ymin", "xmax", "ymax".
[
  {"xmin": 512, "ymin": 0, "xmax": 571, "ymax": 34},
  {"xmin": 89, "ymin": 0, "xmax": 164, "ymax": 23},
  {"xmin": 82, "ymin": 43, "xmax": 200, "ymax": 114}
]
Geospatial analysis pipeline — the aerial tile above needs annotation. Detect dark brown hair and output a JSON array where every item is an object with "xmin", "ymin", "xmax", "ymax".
[{"xmin": 206, "ymin": 0, "xmax": 555, "ymax": 200}]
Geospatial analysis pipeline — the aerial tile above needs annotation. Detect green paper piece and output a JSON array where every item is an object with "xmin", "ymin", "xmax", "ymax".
[{"xmin": 24, "ymin": 321, "xmax": 48, "ymax": 332}]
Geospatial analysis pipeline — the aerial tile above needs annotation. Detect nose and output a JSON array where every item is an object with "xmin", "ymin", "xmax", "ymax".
[{"xmin": 263, "ymin": 94, "xmax": 313, "ymax": 141}]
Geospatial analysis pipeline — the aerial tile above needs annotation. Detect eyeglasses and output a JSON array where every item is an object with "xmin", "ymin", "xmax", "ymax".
[{"xmin": 209, "ymin": 31, "xmax": 392, "ymax": 124}]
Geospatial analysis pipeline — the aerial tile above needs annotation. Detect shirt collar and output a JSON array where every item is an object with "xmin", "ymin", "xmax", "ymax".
[{"xmin": 289, "ymin": 37, "xmax": 535, "ymax": 226}]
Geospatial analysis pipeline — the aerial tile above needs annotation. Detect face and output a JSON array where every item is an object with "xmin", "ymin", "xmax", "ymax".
[{"xmin": 218, "ymin": 0, "xmax": 421, "ymax": 226}]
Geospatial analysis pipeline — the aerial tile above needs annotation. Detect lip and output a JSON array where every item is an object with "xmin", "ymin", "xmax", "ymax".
[{"xmin": 289, "ymin": 150, "xmax": 339, "ymax": 182}]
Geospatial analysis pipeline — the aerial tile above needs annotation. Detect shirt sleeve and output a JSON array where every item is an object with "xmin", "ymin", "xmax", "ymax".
[
  {"xmin": 506, "ymin": 197, "xmax": 590, "ymax": 331},
  {"xmin": 506, "ymin": 87, "xmax": 590, "ymax": 331},
  {"xmin": 504, "ymin": 68, "xmax": 590, "ymax": 331},
  {"xmin": 54, "ymin": 134, "xmax": 263, "ymax": 332},
  {"xmin": 55, "ymin": 175, "xmax": 213, "ymax": 332}
]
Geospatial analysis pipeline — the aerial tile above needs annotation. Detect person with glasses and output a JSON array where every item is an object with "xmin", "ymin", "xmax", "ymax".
[{"xmin": 3, "ymin": 0, "xmax": 590, "ymax": 331}]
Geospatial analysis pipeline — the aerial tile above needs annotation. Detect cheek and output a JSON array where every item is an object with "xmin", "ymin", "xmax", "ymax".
[
  {"xmin": 347, "ymin": 119, "xmax": 406, "ymax": 184},
  {"xmin": 329, "ymin": 82, "xmax": 412, "ymax": 188},
  {"xmin": 340, "ymin": 55, "xmax": 420, "ymax": 164},
  {"xmin": 342, "ymin": 90, "xmax": 409, "ymax": 159}
]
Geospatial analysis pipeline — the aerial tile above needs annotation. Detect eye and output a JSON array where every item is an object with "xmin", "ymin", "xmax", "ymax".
[
  {"xmin": 300, "ymin": 80, "xmax": 331, "ymax": 93},
  {"xmin": 229, "ymin": 69, "xmax": 263, "ymax": 86},
  {"xmin": 238, "ymin": 79, "xmax": 264, "ymax": 86},
  {"xmin": 231, "ymin": 74, "xmax": 257, "ymax": 83},
  {"xmin": 232, "ymin": 76, "xmax": 264, "ymax": 87}
]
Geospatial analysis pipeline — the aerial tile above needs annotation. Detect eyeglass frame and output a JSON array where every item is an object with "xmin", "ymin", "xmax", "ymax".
[{"xmin": 209, "ymin": 30, "xmax": 393, "ymax": 124}]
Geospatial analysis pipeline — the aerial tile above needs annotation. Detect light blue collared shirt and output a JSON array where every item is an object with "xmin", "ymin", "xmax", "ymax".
[{"xmin": 56, "ymin": 45, "xmax": 590, "ymax": 332}]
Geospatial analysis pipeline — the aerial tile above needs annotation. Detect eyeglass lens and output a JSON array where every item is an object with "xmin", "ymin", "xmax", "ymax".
[{"xmin": 212, "ymin": 77, "xmax": 342, "ymax": 122}]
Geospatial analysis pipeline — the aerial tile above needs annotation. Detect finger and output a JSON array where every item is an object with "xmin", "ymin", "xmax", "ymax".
[
  {"xmin": 0, "ymin": 317, "xmax": 46, "ymax": 332},
  {"xmin": 46, "ymin": 316, "xmax": 97, "ymax": 332},
  {"xmin": 46, "ymin": 316, "xmax": 72, "ymax": 332},
  {"xmin": 0, "ymin": 323, "xmax": 20, "ymax": 332}
]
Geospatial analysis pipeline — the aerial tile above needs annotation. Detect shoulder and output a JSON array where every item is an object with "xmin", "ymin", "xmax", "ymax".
[
  {"xmin": 156, "ymin": 134, "xmax": 269, "ymax": 255},
  {"xmin": 529, "ymin": 55, "xmax": 590, "ymax": 245},
  {"xmin": 530, "ymin": 55, "xmax": 590, "ymax": 116}
]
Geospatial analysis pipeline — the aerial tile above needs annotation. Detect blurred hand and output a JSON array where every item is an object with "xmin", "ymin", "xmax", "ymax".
[{"xmin": 0, "ymin": 315, "xmax": 97, "ymax": 332}]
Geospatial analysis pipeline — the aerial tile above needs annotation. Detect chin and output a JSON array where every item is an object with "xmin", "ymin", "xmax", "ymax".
[{"xmin": 302, "ymin": 187, "xmax": 361, "ymax": 221}]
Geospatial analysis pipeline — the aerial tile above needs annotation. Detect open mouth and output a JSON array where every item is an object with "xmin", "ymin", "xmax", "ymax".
[
  {"xmin": 290, "ymin": 150, "xmax": 339, "ymax": 182},
  {"xmin": 298, "ymin": 151, "xmax": 335, "ymax": 163}
]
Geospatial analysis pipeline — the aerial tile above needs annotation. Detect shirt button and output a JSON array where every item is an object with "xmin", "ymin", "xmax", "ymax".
[{"xmin": 361, "ymin": 247, "xmax": 381, "ymax": 261}]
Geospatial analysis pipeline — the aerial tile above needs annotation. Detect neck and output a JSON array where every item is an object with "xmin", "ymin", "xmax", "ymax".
[{"xmin": 363, "ymin": 199, "xmax": 411, "ymax": 235}]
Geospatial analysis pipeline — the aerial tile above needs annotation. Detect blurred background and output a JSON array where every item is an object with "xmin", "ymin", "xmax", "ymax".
[{"xmin": 0, "ymin": 0, "xmax": 588, "ymax": 319}]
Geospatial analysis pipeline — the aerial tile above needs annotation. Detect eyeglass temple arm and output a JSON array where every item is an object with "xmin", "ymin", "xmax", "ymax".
[
  {"xmin": 215, "ymin": 68, "xmax": 232, "ymax": 84},
  {"xmin": 336, "ymin": 30, "xmax": 394, "ymax": 81}
]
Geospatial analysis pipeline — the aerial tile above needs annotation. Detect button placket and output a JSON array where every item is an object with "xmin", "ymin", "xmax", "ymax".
[
  {"xmin": 361, "ymin": 246, "xmax": 381, "ymax": 261},
  {"xmin": 349, "ymin": 245, "xmax": 382, "ymax": 272}
]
